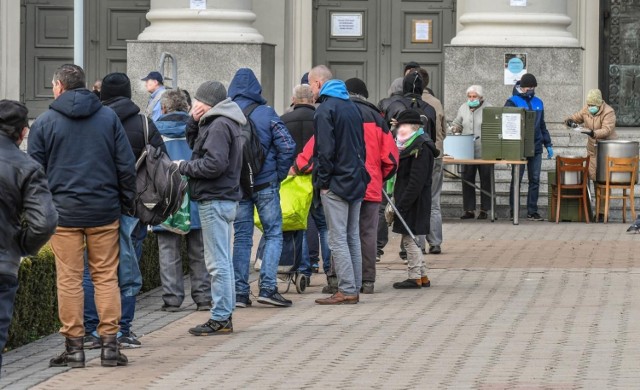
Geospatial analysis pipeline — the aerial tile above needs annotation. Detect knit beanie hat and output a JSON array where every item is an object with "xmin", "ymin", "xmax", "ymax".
[
  {"xmin": 519, "ymin": 73, "xmax": 537, "ymax": 88},
  {"xmin": 100, "ymin": 73, "xmax": 132, "ymax": 101},
  {"xmin": 396, "ymin": 109, "xmax": 423, "ymax": 125},
  {"xmin": 195, "ymin": 81, "xmax": 227, "ymax": 107},
  {"xmin": 345, "ymin": 78, "xmax": 369, "ymax": 99},
  {"xmin": 404, "ymin": 61, "xmax": 420, "ymax": 74},
  {"xmin": 586, "ymin": 89, "xmax": 603, "ymax": 106},
  {"xmin": 403, "ymin": 71, "xmax": 423, "ymax": 95},
  {"xmin": 0, "ymin": 99, "xmax": 28, "ymax": 139}
]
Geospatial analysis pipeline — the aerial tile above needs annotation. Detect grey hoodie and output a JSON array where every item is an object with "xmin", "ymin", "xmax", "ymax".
[{"xmin": 179, "ymin": 98, "xmax": 247, "ymax": 202}]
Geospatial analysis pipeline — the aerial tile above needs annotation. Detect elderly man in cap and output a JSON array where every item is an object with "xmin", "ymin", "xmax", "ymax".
[
  {"xmin": 564, "ymin": 88, "xmax": 617, "ymax": 181},
  {"xmin": 176, "ymin": 81, "xmax": 246, "ymax": 336},
  {"xmin": 142, "ymin": 71, "xmax": 166, "ymax": 121},
  {"xmin": 0, "ymin": 100, "xmax": 58, "ymax": 375}
]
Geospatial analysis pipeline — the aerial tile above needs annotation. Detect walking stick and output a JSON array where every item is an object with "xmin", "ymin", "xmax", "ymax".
[{"xmin": 382, "ymin": 191, "xmax": 421, "ymax": 247}]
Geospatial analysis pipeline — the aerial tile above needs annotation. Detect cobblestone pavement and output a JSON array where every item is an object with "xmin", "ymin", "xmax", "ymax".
[{"xmin": 3, "ymin": 220, "xmax": 640, "ymax": 389}]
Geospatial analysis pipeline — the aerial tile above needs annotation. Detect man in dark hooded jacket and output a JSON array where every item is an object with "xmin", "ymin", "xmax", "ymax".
[
  {"xmin": 228, "ymin": 68, "xmax": 295, "ymax": 309},
  {"xmin": 384, "ymin": 71, "xmax": 436, "ymax": 143},
  {"xmin": 28, "ymin": 64, "xmax": 134, "ymax": 368}
]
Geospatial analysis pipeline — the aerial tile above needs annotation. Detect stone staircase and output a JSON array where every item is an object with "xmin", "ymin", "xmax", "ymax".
[{"xmin": 440, "ymin": 128, "xmax": 640, "ymax": 222}]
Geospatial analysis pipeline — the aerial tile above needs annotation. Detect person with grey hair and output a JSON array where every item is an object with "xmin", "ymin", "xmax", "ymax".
[
  {"xmin": 451, "ymin": 85, "xmax": 492, "ymax": 219},
  {"xmin": 153, "ymin": 89, "xmax": 211, "ymax": 314},
  {"xmin": 176, "ymin": 81, "xmax": 246, "ymax": 335}
]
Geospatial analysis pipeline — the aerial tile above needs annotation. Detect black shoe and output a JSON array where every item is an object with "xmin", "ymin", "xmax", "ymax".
[
  {"xmin": 527, "ymin": 212, "xmax": 544, "ymax": 221},
  {"xmin": 236, "ymin": 295, "xmax": 252, "ymax": 308},
  {"xmin": 477, "ymin": 210, "xmax": 488, "ymax": 220},
  {"xmin": 50, "ymin": 337, "xmax": 85, "ymax": 368},
  {"xmin": 83, "ymin": 332, "xmax": 101, "ymax": 350},
  {"xmin": 117, "ymin": 331, "xmax": 142, "ymax": 349},
  {"xmin": 360, "ymin": 281, "xmax": 374, "ymax": 294},
  {"xmin": 257, "ymin": 289, "xmax": 292, "ymax": 307},
  {"xmin": 429, "ymin": 245, "xmax": 441, "ymax": 255},
  {"xmin": 189, "ymin": 318, "xmax": 233, "ymax": 336},
  {"xmin": 393, "ymin": 279, "xmax": 422, "ymax": 289},
  {"xmin": 196, "ymin": 301, "xmax": 212, "ymax": 311},
  {"xmin": 161, "ymin": 304, "xmax": 181, "ymax": 312},
  {"xmin": 421, "ymin": 247, "xmax": 427, "ymax": 255},
  {"xmin": 510, "ymin": 210, "xmax": 514, "ymax": 221},
  {"xmin": 460, "ymin": 211, "xmax": 475, "ymax": 219},
  {"xmin": 399, "ymin": 251, "xmax": 407, "ymax": 260},
  {"xmin": 100, "ymin": 334, "xmax": 128, "ymax": 367},
  {"xmin": 311, "ymin": 262, "xmax": 320, "ymax": 273}
]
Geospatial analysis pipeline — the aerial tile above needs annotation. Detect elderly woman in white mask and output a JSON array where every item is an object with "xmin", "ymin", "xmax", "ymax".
[{"xmin": 451, "ymin": 85, "xmax": 492, "ymax": 220}]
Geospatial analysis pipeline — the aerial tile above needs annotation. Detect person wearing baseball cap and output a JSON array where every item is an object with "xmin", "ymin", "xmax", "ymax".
[
  {"xmin": 505, "ymin": 73, "xmax": 553, "ymax": 222},
  {"xmin": 141, "ymin": 71, "xmax": 165, "ymax": 121}
]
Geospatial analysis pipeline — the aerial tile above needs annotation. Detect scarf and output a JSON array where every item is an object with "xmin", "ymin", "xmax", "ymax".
[{"xmin": 396, "ymin": 128, "xmax": 424, "ymax": 151}]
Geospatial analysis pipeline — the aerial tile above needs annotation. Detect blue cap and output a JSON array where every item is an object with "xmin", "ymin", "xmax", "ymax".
[{"xmin": 141, "ymin": 71, "xmax": 163, "ymax": 83}]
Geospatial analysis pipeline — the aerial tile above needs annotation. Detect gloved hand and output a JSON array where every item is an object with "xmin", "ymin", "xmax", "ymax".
[
  {"xmin": 580, "ymin": 129, "xmax": 594, "ymax": 137},
  {"xmin": 546, "ymin": 146, "xmax": 554, "ymax": 159},
  {"xmin": 564, "ymin": 119, "xmax": 577, "ymax": 128}
]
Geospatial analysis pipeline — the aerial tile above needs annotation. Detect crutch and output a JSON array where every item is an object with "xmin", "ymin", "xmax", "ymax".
[{"xmin": 382, "ymin": 191, "xmax": 421, "ymax": 247}]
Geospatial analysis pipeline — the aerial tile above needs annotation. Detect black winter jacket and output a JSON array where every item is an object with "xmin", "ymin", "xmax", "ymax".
[
  {"xmin": 0, "ymin": 134, "xmax": 58, "ymax": 278},
  {"xmin": 392, "ymin": 134, "xmax": 439, "ymax": 236},
  {"xmin": 281, "ymin": 104, "xmax": 315, "ymax": 156},
  {"xmin": 385, "ymin": 94, "xmax": 437, "ymax": 141},
  {"xmin": 28, "ymin": 89, "xmax": 136, "ymax": 227},
  {"xmin": 102, "ymin": 96, "xmax": 166, "ymax": 160},
  {"xmin": 179, "ymin": 98, "xmax": 246, "ymax": 202}
]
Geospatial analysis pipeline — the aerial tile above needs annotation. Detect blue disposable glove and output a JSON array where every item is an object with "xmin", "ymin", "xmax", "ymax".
[{"xmin": 546, "ymin": 146, "xmax": 554, "ymax": 159}]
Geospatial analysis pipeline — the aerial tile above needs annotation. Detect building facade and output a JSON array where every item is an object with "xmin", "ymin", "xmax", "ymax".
[{"xmin": 0, "ymin": 0, "xmax": 637, "ymax": 127}]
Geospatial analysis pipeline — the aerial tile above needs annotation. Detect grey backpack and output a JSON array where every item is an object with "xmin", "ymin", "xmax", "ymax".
[{"xmin": 134, "ymin": 115, "xmax": 188, "ymax": 225}]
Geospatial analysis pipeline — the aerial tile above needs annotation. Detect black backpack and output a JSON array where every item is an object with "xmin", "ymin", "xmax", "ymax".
[
  {"xmin": 134, "ymin": 114, "xmax": 188, "ymax": 225},
  {"xmin": 239, "ymin": 103, "xmax": 266, "ymax": 197},
  {"xmin": 396, "ymin": 98, "xmax": 436, "ymax": 142}
]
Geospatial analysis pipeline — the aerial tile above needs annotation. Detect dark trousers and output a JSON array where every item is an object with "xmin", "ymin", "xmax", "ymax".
[
  {"xmin": 377, "ymin": 193, "xmax": 389, "ymax": 255},
  {"xmin": 360, "ymin": 201, "xmax": 380, "ymax": 283},
  {"xmin": 462, "ymin": 164, "xmax": 492, "ymax": 212},
  {"xmin": 0, "ymin": 274, "xmax": 19, "ymax": 375}
]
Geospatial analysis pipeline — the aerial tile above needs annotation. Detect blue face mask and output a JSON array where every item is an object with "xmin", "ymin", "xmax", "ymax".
[
  {"xmin": 467, "ymin": 99, "xmax": 480, "ymax": 108},
  {"xmin": 588, "ymin": 106, "xmax": 599, "ymax": 115},
  {"xmin": 525, "ymin": 89, "xmax": 535, "ymax": 98}
]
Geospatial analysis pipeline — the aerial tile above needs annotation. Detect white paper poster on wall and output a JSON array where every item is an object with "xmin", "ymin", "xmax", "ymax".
[
  {"xmin": 510, "ymin": 0, "xmax": 527, "ymax": 6},
  {"xmin": 502, "ymin": 113, "xmax": 522, "ymax": 140},
  {"xmin": 504, "ymin": 53, "xmax": 527, "ymax": 85},
  {"xmin": 330, "ymin": 13, "xmax": 363, "ymax": 37},
  {"xmin": 190, "ymin": 0, "xmax": 206, "ymax": 10}
]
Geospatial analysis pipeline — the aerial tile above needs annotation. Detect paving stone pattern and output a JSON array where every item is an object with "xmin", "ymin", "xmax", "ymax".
[{"xmin": 2, "ymin": 221, "xmax": 640, "ymax": 389}]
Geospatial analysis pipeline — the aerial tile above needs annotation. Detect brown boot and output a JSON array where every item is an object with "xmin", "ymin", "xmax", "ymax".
[
  {"xmin": 393, "ymin": 279, "xmax": 422, "ymax": 289},
  {"xmin": 101, "ymin": 334, "xmax": 128, "ymax": 367},
  {"xmin": 49, "ymin": 337, "xmax": 85, "ymax": 368},
  {"xmin": 421, "ymin": 276, "xmax": 431, "ymax": 288},
  {"xmin": 315, "ymin": 291, "xmax": 358, "ymax": 305}
]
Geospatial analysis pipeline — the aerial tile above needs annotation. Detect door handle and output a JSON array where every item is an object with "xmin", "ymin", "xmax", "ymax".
[{"xmin": 381, "ymin": 41, "xmax": 391, "ymax": 55}]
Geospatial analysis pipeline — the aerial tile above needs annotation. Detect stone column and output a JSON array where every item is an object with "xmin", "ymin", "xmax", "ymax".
[
  {"xmin": 0, "ymin": 1, "xmax": 21, "ymax": 101},
  {"xmin": 444, "ymin": 0, "xmax": 583, "ymax": 125},
  {"xmin": 128, "ymin": 0, "xmax": 274, "ymax": 109}
]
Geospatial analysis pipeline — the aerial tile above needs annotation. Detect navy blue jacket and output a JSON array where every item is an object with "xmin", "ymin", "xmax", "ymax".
[
  {"xmin": 28, "ymin": 88, "xmax": 136, "ymax": 227},
  {"xmin": 228, "ymin": 68, "xmax": 295, "ymax": 186},
  {"xmin": 505, "ymin": 83, "xmax": 552, "ymax": 154},
  {"xmin": 313, "ymin": 80, "xmax": 369, "ymax": 202}
]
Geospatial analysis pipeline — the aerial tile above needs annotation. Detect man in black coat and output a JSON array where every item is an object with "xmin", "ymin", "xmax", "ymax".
[
  {"xmin": 28, "ymin": 64, "xmax": 135, "ymax": 368},
  {"xmin": 0, "ymin": 100, "xmax": 58, "ymax": 374},
  {"xmin": 384, "ymin": 72, "xmax": 437, "ymax": 143}
]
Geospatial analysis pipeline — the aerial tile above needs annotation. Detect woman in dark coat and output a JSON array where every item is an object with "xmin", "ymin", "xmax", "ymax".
[{"xmin": 392, "ymin": 110, "xmax": 439, "ymax": 289}]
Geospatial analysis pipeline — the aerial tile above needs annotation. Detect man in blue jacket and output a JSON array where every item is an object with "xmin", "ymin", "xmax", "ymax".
[
  {"xmin": 0, "ymin": 100, "xmax": 58, "ymax": 375},
  {"xmin": 309, "ymin": 65, "xmax": 369, "ymax": 305},
  {"xmin": 505, "ymin": 73, "xmax": 553, "ymax": 221},
  {"xmin": 28, "ymin": 64, "xmax": 135, "ymax": 367},
  {"xmin": 229, "ymin": 68, "xmax": 296, "ymax": 308}
]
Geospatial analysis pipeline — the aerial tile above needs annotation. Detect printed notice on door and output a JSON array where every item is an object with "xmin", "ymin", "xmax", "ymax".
[
  {"xmin": 331, "ymin": 13, "xmax": 363, "ymax": 37},
  {"xmin": 502, "ymin": 113, "xmax": 521, "ymax": 140},
  {"xmin": 190, "ymin": 0, "xmax": 206, "ymax": 10}
]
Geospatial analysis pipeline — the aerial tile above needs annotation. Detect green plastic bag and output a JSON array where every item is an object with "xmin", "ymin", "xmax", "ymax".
[
  {"xmin": 255, "ymin": 175, "xmax": 313, "ymax": 232},
  {"xmin": 161, "ymin": 191, "xmax": 191, "ymax": 235}
]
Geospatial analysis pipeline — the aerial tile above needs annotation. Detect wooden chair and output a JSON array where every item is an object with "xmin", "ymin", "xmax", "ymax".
[
  {"xmin": 595, "ymin": 156, "xmax": 638, "ymax": 223},
  {"xmin": 551, "ymin": 156, "xmax": 590, "ymax": 224}
]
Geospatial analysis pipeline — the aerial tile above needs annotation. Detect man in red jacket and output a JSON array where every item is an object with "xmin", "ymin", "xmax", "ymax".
[{"xmin": 345, "ymin": 78, "xmax": 398, "ymax": 294}]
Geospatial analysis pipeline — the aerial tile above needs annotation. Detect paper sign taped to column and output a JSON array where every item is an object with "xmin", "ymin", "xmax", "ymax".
[
  {"xmin": 502, "ymin": 113, "xmax": 521, "ymax": 140},
  {"xmin": 190, "ymin": 0, "xmax": 206, "ymax": 10},
  {"xmin": 510, "ymin": 0, "xmax": 527, "ymax": 6}
]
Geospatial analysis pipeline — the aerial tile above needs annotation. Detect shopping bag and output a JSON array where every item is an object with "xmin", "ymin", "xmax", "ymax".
[
  {"xmin": 161, "ymin": 191, "xmax": 191, "ymax": 235},
  {"xmin": 254, "ymin": 175, "xmax": 313, "ymax": 232}
]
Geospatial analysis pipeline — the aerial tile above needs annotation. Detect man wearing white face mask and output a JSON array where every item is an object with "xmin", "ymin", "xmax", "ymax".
[
  {"xmin": 564, "ymin": 88, "xmax": 617, "ymax": 181},
  {"xmin": 451, "ymin": 85, "xmax": 492, "ymax": 220}
]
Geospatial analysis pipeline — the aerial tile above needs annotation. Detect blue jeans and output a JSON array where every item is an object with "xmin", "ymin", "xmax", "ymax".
[
  {"xmin": 199, "ymin": 199, "xmax": 237, "ymax": 321},
  {"xmin": 321, "ymin": 190, "xmax": 362, "ymax": 295},
  {"xmin": 0, "ymin": 274, "xmax": 19, "ymax": 375},
  {"xmin": 233, "ymin": 181, "xmax": 283, "ymax": 297},
  {"xmin": 84, "ymin": 216, "xmax": 143, "ymax": 335},
  {"xmin": 509, "ymin": 152, "xmax": 542, "ymax": 215},
  {"xmin": 306, "ymin": 202, "xmax": 331, "ymax": 275}
]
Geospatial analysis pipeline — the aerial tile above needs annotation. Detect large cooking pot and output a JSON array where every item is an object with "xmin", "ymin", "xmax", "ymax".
[
  {"xmin": 444, "ymin": 134, "xmax": 475, "ymax": 159},
  {"xmin": 596, "ymin": 140, "xmax": 639, "ymax": 184}
]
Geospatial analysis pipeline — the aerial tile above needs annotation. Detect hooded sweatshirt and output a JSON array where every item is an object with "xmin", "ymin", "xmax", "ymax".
[
  {"xmin": 179, "ymin": 98, "xmax": 247, "ymax": 202},
  {"xmin": 28, "ymin": 88, "xmax": 136, "ymax": 227},
  {"xmin": 505, "ymin": 82, "xmax": 552, "ymax": 154},
  {"xmin": 313, "ymin": 79, "xmax": 369, "ymax": 202},
  {"xmin": 228, "ymin": 68, "xmax": 295, "ymax": 187}
]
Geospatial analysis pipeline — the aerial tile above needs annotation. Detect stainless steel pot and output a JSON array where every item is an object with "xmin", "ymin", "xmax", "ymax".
[
  {"xmin": 443, "ymin": 134, "xmax": 475, "ymax": 159},
  {"xmin": 596, "ymin": 140, "xmax": 639, "ymax": 184}
]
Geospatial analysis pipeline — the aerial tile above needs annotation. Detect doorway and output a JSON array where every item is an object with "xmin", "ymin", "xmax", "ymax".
[{"xmin": 313, "ymin": 0, "xmax": 456, "ymax": 105}]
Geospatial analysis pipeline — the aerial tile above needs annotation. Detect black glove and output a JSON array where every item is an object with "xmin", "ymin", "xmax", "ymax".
[
  {"xmin": 580, "ymin": 129, "xmax": 594, "ymax": 137},
  {"xmin": 565, "ymin": 119, "xmax": 577, "ymax": 128}
]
